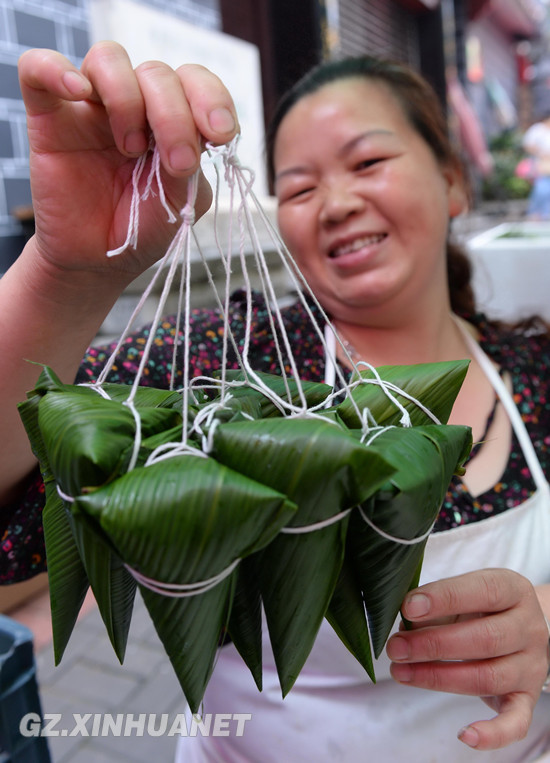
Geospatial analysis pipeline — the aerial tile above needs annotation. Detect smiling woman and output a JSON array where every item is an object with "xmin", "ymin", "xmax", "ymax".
[{"xmin": 1, "ymin": 45, "xmax": 550, "ymax": 763}]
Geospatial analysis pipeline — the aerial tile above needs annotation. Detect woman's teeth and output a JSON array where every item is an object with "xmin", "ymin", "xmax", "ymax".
[{"xmin": 331, "ymin": 233, "xmax": 385, "ymax": 258}]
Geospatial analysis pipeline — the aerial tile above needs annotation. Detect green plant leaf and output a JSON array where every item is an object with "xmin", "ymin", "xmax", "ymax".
[
  {"xmin": 37, "ymin": 388, "xmax": 181, "ymax": 495},
  {"xmin": 212, "ymin": 416, "xmax": 396, "ymax": 694},
  {"xmin": 225, "ymin": 554, "xmax": 263, "ymax": 691},
  {"xmin": 209, "ymin": 370, "xmax": 332, "ymax": 417},
  {"xmin": 42, "ymin": 491, "xmax": 90, "ymax": 664},
  {"xmin": 19, "ymin": 388, "xmax": 90, "ymax": 663},
  {"xmin": 66, "ymin": 504, "xmax": 136, "ymax": 663},
  {"xmin": 336, "ymin": 360, "xmax": 470, "ymax": 428},
  {"xmin": 348, "ymin": 424, "xmax": 472, "ymax": 656},
  {"xmin": 75, "ymin": 454, "xmax": 297, "ymax": 710},
  {"xmin": 325, "ymin": 554, "xmax": 374, "ymax": 681}
]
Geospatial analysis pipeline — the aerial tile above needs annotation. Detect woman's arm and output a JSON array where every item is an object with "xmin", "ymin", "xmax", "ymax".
[
  {"xmin": 386, "ymin": 569, "xmax": 550, "ymax": 751},
  {"xmin": 0, "ymin": 42, "xmax": 239, "ymax": 505}
]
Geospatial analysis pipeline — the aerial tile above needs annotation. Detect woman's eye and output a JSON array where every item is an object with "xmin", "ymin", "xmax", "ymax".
[
  {"xmin": 279, "ymin": 186, "xmax": 315, "ymax": 202},
  {"xmin": 356, "ymin": 158, "xmax": 381, "ymax": 171},
  {"xmin": 291, "ymin": 187, "xmax": 314, "ymax": 198}
]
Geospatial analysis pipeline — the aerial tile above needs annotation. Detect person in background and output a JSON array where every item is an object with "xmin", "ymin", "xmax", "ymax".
[
  {"xmin": 1, "ymin": 43, "xmax": 550, "ymax": 762},
  {"xmin": 522, "ymin": 112, "xmax": 550, "ymax": 219}
]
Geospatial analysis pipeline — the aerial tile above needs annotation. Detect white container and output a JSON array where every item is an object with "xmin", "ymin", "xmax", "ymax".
[{"xmin": 466, "ymin": 221, "xmax": 550, "ymax": 322}]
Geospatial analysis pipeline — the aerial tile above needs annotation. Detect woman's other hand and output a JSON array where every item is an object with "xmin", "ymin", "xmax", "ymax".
[{"xmin": 386, "ymin": 569, "xmax": 550, "ymax": 751}]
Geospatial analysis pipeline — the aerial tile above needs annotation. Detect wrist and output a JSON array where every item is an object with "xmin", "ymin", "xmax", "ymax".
[{"xmin": 19, "ymin": 237, "xmax": 130, "ymax": 318}]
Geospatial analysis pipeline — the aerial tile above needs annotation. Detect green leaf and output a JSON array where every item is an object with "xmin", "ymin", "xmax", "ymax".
[
  {"xmin": 76, "ymin": 454, "xmax": 297, "ymax": 710},
  {"xmin": 226, "ymin": 554, "xmax": 263, "ymax": 691},
  {"xmin": 349, "ymin": 424, "xmax": 472, "ymax": 656},
  {"xmin": 139, "ymin": 579, "xmax": 234, "ymax": 714},
  {"xmin": 37, "ymin": 388, "xmax": 181, "ymax": 495},
  {"xmin": 336, "ymin": 360, "xmax": 470, "ymax": 428},
  {"xmin": 325, "ymin": 554, "xmax": 374, "ymax": 681},
  {"xmin": 209, "ymin": 370, "xmax": 332, "ymax": 417},
  {"xmin": 42, "ymin": 491, "xmax": 90, "ymax": 664},
  {"xmin": 99, "ymin": 383, "xmax": 183, "ymax": 409},
  {"xmin": 19, "ymin": 389, "xmax": 91, "ymax": 663},
  {"xmin": 212, "ymin": 416, "xmax": 396, "ymax": 694},
  {"xmin": 66, "ymin": 504, "xmax": 136, "ymax": 663}
]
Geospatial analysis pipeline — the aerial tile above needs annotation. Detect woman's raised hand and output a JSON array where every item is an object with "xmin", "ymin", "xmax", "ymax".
[
  {"xmin": 18, "ymin": 41, "xmax": 239, "ymax": 283},
  {"xmin": 386, "ymin": 569, "xmax": 550, "ymax": 751}
]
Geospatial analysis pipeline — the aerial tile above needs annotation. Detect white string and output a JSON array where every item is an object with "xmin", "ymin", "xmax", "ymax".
[
  {"xmin": 361, "ymin": 425, "xmax": 396, "ymax": 446},
  {"xmin": 124, "ymin": 399, "xmax": 142, "ymax": 473},
  {"xmin": 124, "ymin": 557, "xmax": 240, "ymax": 598},
  {"xmin": 358, "ymin": 505, "xmax": 435, "ymax": 546},
  {"xmin": 106, "ymin": 151, "xmax": 149, "ymax": 257},
  {"xmin": 56, "ymin": 484, "xmax": 75, "ymax": 503},
  {"xmin": 145, "ymin": 442, "xmax": 207, "ymax": 466},
  {"xmin": 280, "ymin": 508, "xmax": 352, "ymax": 534}
]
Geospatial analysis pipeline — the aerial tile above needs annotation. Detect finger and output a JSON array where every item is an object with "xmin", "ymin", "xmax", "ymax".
[
  {"xmin": 135, "ymin": 60, "xmax": 201, "ymax": 175},
  {"xmin": 134, "ymin": 61, "xmax": 239, "ymax": 176},
  {"xmin": 388, "ymin": 611, "xmax": 520, "ymax": 663},
  {"xmin": 176, "ymin": 63, "xmax": 240, "ymax": 145},
  {"xmin": 81, "ymin": 41, "xmax": 149, "ymax": 157},
  {"xmin": 401, "ymin": 569, "xmax": 534, "ymax": 623},
  {"xmin": 18, "ymin": 48, "xmax": 92, "ymax": 115},
  {"xmin": 458, "ymin": 693, "xmax": 533, "ymax": 751},
  {"xmin": 390, "ymin": 653, "xmax": 535, "ymax": 697}
]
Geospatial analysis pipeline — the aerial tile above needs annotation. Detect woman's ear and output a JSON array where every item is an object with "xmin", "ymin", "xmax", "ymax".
[{"xmin": 443, "ymin": 164, "xmax": 469, "ymax": 218}]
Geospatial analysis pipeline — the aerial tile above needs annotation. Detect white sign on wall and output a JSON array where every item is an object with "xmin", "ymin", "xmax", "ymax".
[{"xmin": 89, "ymin": 0, "xmax": 267, "ymax": 196}]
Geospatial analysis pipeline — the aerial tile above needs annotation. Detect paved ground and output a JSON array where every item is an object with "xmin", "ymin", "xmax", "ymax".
[{"xmin": 27, "ymin": 592, "xmax": 184, "ymax": 762}]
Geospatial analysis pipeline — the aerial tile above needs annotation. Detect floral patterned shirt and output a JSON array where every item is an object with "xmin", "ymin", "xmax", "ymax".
[{"xmin": 2, "ymin": 290, "xmax": 549, "ymax": 583}]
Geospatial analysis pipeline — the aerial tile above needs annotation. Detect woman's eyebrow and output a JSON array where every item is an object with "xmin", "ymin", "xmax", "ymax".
[
  {"xmin": 338, "ymin": 129, "xmax": 394, "ymax": 158},
  {"xmin": 274, "ymin": 165, "xmax": 312, "ymax": 183}
]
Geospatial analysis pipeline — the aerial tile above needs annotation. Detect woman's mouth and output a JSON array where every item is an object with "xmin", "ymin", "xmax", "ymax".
[{"xmin": 329, "ymin": 233, "xmax": 386, "ymax": 259}]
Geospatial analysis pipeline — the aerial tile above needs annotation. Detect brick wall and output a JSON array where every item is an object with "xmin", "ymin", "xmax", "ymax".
[{"xmin": 0, "ymin": 0, "xmax": 220, "ymax": 272}]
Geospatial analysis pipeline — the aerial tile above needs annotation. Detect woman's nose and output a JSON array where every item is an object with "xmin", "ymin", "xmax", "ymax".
[{"xmin": 319, "ymin": 184, "xmax": 365, "ymax": 225}]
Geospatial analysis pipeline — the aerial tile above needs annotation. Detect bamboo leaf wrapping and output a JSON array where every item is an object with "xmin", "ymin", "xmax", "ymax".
[
  {"xmin": 18, "ymin": 358, "xmax": 471, "ymax": 709},
  {"xmin": 42, "ymin": 492, "xmax": 90, "ymax": 664},
  {"xmin": 225, "ymin": 554, "xmax": 263, "ymax": 690},
  {"xmin": 325, "ymin": 554, "xmax": 375, "ymax": 681},
  {"xmin": 19, "ymin": 386, "xmax": 91, "ymax": 662},
  {"xmin": 348, "ymin": 424, "xmax": 472, "ymax": 656},
  {"xmin": 336, "ymin": 360, "xmax": 470, "ymax": 427},
  {"xmin": 74, "ymin": 454, "xmax": 297, "ymax": 710},
  {"xmin": 211, "ymin": 417, "xmax": 396, "ymax": 694}
]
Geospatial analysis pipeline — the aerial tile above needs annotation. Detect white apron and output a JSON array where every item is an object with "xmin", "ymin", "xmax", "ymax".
[{"xmin": 176, "ymin": 329, "xmax": 550, "ymax": 762}]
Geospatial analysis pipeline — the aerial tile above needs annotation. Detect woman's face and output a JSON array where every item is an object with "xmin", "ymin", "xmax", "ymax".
[{"xmin": 273, "ymin": 78, "xmax": 466, "ymax": 325}]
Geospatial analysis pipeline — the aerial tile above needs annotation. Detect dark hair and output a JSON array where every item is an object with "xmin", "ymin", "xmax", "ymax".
[{"xmin": 266, "ymin": 56, "xmax": 476, "ymax": 317}]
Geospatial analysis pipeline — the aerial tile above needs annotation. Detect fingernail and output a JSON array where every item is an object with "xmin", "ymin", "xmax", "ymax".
[
  {"xmin": 404, "ymin": 593, "xmax": 430, "ymax": 618},
  {"xmin": 62, "ymin": 70, "xmax": 90, "ymax": 96},
  {"xmin": 208, "ymin": 107, "xmax": 236, "ymax": 134},
  {"xmin": 387, "ymin": 635, "xmax": 409, "ymax": 661},
  {"xmin": 458, "ymin": 725, "xmax": 480, "ymax": 748},
  {"xmin": 124, "ymin": 130, "xmax": 148, "ymax": 155},
  {"xmin": 391, "ymin": 663, "xmax": 412, "ymax": 683},
  {"xmin": 169, "ymin": 142, "xmax": 197, "ymax": 172}
]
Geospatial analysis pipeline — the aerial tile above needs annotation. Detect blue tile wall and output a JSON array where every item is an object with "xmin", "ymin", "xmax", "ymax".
[
  {"xmin": 0, "ymin": 0, "xmax": 221, "ymax": 272},
  {"xmin": 14, "ymin": 11, "xmax": 58, "ymax": 48}
]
